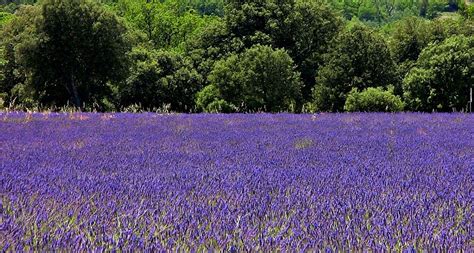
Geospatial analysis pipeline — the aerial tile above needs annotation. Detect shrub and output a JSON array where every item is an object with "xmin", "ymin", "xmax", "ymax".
[
  {"xmin": 195, "ymin": 84, "xmax": 236, "ymax": 113},
  {"xmin": 344, "ymin": 87, "xmax": 404, "ymax": 112},
  {"xmin": 206, "ymin": 99, "xmax": 236, "ymax": 113}
]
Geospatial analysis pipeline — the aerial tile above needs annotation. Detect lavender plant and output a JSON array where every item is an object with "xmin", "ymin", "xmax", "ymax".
[{"xmin": 0, "ymin": 113, "xmax": 473, "ymax": 251}]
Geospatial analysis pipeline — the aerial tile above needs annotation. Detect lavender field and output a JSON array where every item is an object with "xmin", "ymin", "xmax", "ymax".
[{"xmin": 0, "ymin": 113, "xmax": 473, "ymax": 251}]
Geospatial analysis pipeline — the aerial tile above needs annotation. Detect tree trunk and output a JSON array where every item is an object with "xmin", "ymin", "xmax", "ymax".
[{"xmin": 69, "ymin": 72, "xmax": 82, "ymax": 110}]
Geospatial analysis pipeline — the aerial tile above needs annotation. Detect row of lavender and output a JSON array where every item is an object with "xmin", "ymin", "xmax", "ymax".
[{"xmin": 1, "ymin": 113, "xmax": 473, "ymax": 251}]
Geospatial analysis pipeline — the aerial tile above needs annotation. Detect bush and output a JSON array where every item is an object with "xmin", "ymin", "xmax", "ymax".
[
  {"xmin": 206, "ymin": 100, "xmax": 236, "ymax": 113},
  {"xmin": 344, "ymin": 87, "xmax": 404, "ymax": 112},
  {"xmin": 9, "ymin": 83, "xmax": 37, "ymax": 109},
  {"xmin": 195, "ymin": 84, "xmax": 236, "ymax": 113}
]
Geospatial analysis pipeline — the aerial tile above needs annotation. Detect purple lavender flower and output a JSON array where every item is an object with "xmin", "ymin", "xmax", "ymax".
[{"xmin": 0, "ymin": 112, "xmax": 472, "ymax": 251}]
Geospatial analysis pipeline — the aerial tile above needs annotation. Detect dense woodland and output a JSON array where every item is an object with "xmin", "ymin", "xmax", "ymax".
[{"xmin": 0, "ymin": 0, "xmax": 472, "ymax": 112}]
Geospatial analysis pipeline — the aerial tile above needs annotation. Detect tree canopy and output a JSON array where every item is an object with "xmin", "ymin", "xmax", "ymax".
[
  {"xmin": 312, "ymin": 23, "xmax": 397, "ymax": 112},
  {"xmin": 0, "ymin": 0, "xmax": 472, "ymax": 112},
  {"xmin": 118, "ymin": 47, "xmax": 202, "ymax": 111},
  {"xmin": 1, "ymin": 0, "xmax": 130, "ymax": 109},
  {"xmin": 198, "ymin": 45, "xmax": 302, "ymax": 112},
  {"xmin": 403, "ymin": 35, "xmax": 473, "ymax": 111}
]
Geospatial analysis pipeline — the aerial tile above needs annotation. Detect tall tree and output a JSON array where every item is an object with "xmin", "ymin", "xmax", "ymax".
[
  {"xmin": 2, "ymin": 0, "xmax": 130, "ymax": 109},
  {"xmin": 313, "ymin": 23, "xmax": 397, "ymax": 112},
  {"xmin": 0, "ymin": 5, "xmax": 38, "ymax": 106},
  {"xmin": 189, "ymin": 0, "xmax": 341, "ymax": 101},
  {"xmin": 390, "ymin": 16, "xmax": 431, "ymax": 64},
  {"xmin": 403, "ymin": 35, "xmax": 473, "ymax": 111}
]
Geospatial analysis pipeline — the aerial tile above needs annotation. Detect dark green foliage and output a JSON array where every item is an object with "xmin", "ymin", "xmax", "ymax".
[
  {"xmin": 390, "ymin": 17, "xmax": 432, "ymax": 63},
  {"xmin": 103, "ymin": 0, "xmax": 224, "ymax": 17},
  {"xmin": 280, "ymin": 1, "xmax": 343, "ymax": 99},
  {"xmin": 313, "ymin": 23, "xmax": 397, "ymax": 112},
  {"xmin": 0, "ymin": 44, "xmax": 20, "ymax": 102},
  {"xmin": 190, "ymin": 0, "xmax": 225, "ymax": 16},
  {"xmin": 189, "ymin": 0, "xmax": 341, "ymax": 100},
  {"xmin": 0, "ymin": 0, "xmax": 472, "ymax": 112},
  {"xmin": 195, "ymin": 84, "xmax": 237, "ymax": 113},
  {"xmin": 185, "ymin": 20, "xmax": 238, "ymax": 84},
  {"xmin": 403, "ymin": 35, "xmax": 473, "ymax": 111},
  {"xmin": 389, "ymin": 17, "xmax": 432, "ymax": 95},
  {"xmin": 2, "ymin": 0, "xmax": 130, "ymax": 109},
  {"xmin": 119, "ymin": 47, "xmax": 202, "ymax": 112},
  {"xmin": 0, "ymin": 5, "xmax": 38, "ymax": 107},
  {"xmin": 344, "ymin": 87, "xmax": 404, "ymax": 112},
  {"xmin": 388, "ymin": 16, "xmax": 473, "ymax": 96},
  {"xmin": 0, "ymin": 0, "xmax": 36, "ymax": 14},
  {"xmin": 0, "ymin": 0, "xmax": 36, "ymax": 4},
  {"xmin": 199, "ymin": 45, "xmax": 302, "ymax": 112}
]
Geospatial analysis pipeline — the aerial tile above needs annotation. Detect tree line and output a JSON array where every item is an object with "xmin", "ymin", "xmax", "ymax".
[{"xmin": 0, "ymin": 0, "xmax": 473, "ymax": 112}]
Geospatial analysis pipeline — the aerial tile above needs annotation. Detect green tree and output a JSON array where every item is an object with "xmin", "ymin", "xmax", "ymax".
[
  {"xmin": 198, "ymin": 45, "xmax": 302, "ymax": 112},
  {"xmin": 0, "ymin": 12, "xmax": 13, "ymax": 100},
  {"xmin": 226, "ymin": 0, "xmax": 342, "ymax": 99},
  {"xmin": 403, "ymin": 35, "xmax": 473, "ymax": 111},
  {"xmin": 428, "ymin": 15, "xmax": 474, "ymax": 42},
  {"xmin": 0, "ymin": 5, "xmax": 37, "ymax": 106},
  {"xmin": 388, "ymin": 16, "xmax": 432, "ymax": 95},
  {"xmin": 344, "ymin": 86, "xmax": 404, "ymax": 112},
  {"xmin": 466, "ymin": 4, "xmax": 474, "ymax": 18},
  {"xmin": 1, "ymin": 0, "xmax": 130, "ymax": 109},
  {"xmin": 390, "ymin": 16, "xmax": 432, "ymax": 63},
  {"xmin": 329, "ymin": 0, "xmax": 422, "ymax": 22},
  {"xmin": 185, "ymin": 19, "xmax": 241, "ymax": 85},
  {"xmin": 188, "ymin": 0, "xmax": 341, "ymax": 101},
  {"xmin": 279, "ymin": 1, "xmax": 342, "ymax": 99},
  {"xmin": 177, "ymin": 0, "xmax": 225, "ymax": 16},
  {"xmin": 389, "ymin": 15, "xmax": 473, "ymax": 95},
  {"xmin": 0, "ymin": 0, "xmax": 37, "ymax": 5},
  {"xmin": 119, "ymin": 47, "xmax": 202, "ymax": 111},
  {"xmin": 313, "ymin": 23, "xmax": 397, "ymax": 112},
  {"xmin": 110, "ymin": 0, "xmax": 218, "ymax": 50}
]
